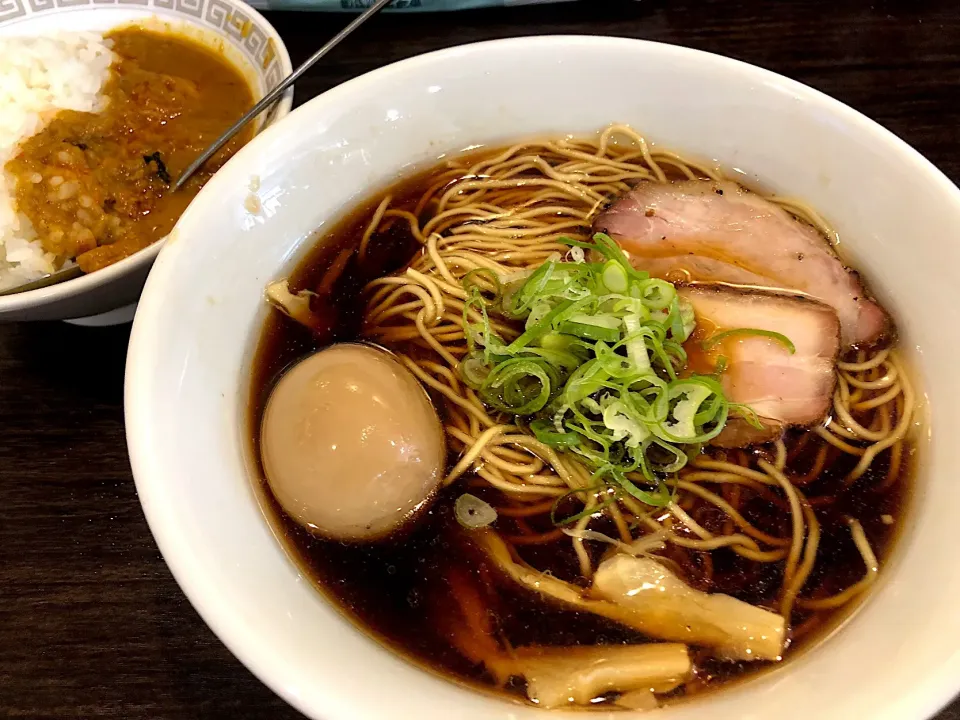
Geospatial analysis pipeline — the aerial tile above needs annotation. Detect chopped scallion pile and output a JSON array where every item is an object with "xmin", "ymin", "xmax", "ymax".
[{"xmin": 459, "ymin": 232, "xmax": 763, "ymax": 510}]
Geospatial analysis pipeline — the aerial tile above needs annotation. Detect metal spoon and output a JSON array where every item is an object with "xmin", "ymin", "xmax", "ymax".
[
  {"xmin": 173, "ymin": 0, "xmax": 392, "ymax": 191},
  {"xmin": 0, "ymin": 265, "xmax": 83, "ymax": 297},
  {"xmin": 2, "ymin": 0, "xmax": 390, "ymax": 297}
]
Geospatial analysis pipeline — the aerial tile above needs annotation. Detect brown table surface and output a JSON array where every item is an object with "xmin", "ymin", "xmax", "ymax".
[{"xmin": 1, "ymin": 1, "xmax": 958, "ymax": 718}]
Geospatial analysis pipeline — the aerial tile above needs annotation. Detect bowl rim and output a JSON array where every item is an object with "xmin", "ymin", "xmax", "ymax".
[
  {"xmin": 0, "ymin": 2, "xmax": 294, "ymax": 313},
  {"xmin": 126, "ymin": 34, "xmax": 960, "ymax": 720}
]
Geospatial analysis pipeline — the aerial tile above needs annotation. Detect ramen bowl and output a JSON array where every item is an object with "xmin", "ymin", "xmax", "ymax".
[
  {"xmin": 0, "ymin": 0, "xmax": 293, "ymax": 325},
  {"xmin": 126, "ymin": 36, "xmax": 957, "ymax": 720}
]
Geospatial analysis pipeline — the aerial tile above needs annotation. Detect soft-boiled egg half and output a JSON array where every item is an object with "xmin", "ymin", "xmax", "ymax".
[{"xmin": 260, "ymin": 343, "xmax": 445, "ymax": 541}]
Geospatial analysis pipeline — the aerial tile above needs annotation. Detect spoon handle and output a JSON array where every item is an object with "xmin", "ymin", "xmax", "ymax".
[
  {"xmin": 0, "ymin": 265, "xmax": 83, "ymax": 297},
  {"xmin": 174, "ymin": 0, "xmax": 393, "ymax": 191}
]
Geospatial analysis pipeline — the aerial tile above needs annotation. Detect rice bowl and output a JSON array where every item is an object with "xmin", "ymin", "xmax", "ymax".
[{"xmin": 0, "ymin": 2, "xmax": 291, "ymax": 324}]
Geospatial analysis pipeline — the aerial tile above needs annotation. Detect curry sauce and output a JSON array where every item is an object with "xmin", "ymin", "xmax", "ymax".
[{"xmin": 6, "ymin": 28, "xmax": 254, "ymax": 273}]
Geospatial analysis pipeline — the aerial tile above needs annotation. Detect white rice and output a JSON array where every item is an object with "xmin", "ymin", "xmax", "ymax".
[{"xmin": 0, "ymin": 33, "xmax": 114, "ymax": 291}]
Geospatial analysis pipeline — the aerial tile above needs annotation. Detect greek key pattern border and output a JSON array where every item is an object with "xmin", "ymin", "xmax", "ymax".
[{"xmin": 0, "ymin": 0, "xmax": 284, "ymax": 91}]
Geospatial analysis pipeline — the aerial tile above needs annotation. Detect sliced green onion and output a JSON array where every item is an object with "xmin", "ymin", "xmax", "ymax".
[
  {"xmin": 702, "ymin": 328, "xmax": 797, "ymax": 354},
  {"xmin": 664, "ymin": 382, "xmax": 713, "ymax": 440},
  {"xmin": 654, "ymin": 376, "xmax": 729, "ymax": 445},
  {"xmin": 558, "ymin": 319, "xmax": 621, "ymax": 343},
  {"xmin": 559, "ymin": 233, "xmax": 648, "ymax": 281},
  {"xmin": 568, "ymin": 313, "xmax": 621, "ymax": 329},
  {"xmin": 461, "ymin": 288, "xmax": 494, "ymax": 357},
  {"xmin": 455, "ymin": 494, "xmax": 498, "ymax": 529},
  {"xmin": 549, "ymin": 484, "xmax": 618, "ymax": 526},
  {"xmin": 675, "ymin": 297, "xmax": 696, "ymax": 342},
  {"xmin": 480, "ymin": 358, "xmax": 552, "ymax": 414},
  {"xmin": 641, "ymin": 437, "xmax": 691, "ymax": 474},
  {"xmin": 503, "ymin": 260, "xmax": 555, "ymax": 318},
  {"xmin": 601, "ymin": 260, "xmax": 629, "ymax": 293},
  {"xmin": 563, "ymin": 359, "xmax": 610, "ymax": 405},
  {"xmin": 461, "ymin": 267, "xmax": 502, "ymax": 304},
  {"xmin": 456, "ymin": 231, "xmax": 757, "ymax": 509},
  {"xmin": 602, "ymin": 399, "xmax": 650, "ymax": 448},
  {"xmin": 524, "ymin": 300, "xmax": 553, "ymax": 329},
  {"xmin": 730, "ymin": 402, "xmax": 765, "ymax": 429},
  {"xmin": 694, "ymin": 390, "xmax": 726, "ymax": 426},
  {"xmin": 663, "ymin": 339, "xmax": 687, "ymax": 368},
  {"xmin": 507, "ymin": 299, "xmax": 574, "ymax": 352},
  {"xmin": 606, "ymin": 466, "xmax": 671, "ymax": 507},
  {"xmin": 622, "ymin": 315, "xmax": 651, "ymax": 373},
  {"xmin": 522, "ymin": 346, "xmax": 583, "ymax": 372},
  {"xmin": 530, "ymin": 419, "xmax": 582, "ymax": 448},
  {"xmin": 640, "ymin": 278, "xmax": 677, "ymax": 311},
  {"xmin": 667, "ymin": 296, "xmax": 686, "ymax": 340},
  {"xmin": 595, "ymin": 342, "xmax": 636, "ymax": 379},
  {"xmin": 459, "ymin": 352, "xmax": 491, "ymax": 389}
]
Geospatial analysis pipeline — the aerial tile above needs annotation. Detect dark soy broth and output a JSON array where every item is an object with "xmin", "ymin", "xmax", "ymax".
[{"xmin": 248, "ymin": 150, "xmax": 914, "ymax": 706}]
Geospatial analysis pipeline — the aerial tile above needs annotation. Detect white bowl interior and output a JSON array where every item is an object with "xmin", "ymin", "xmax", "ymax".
[{"xmin": 127, "ymin": 37, "xmax": 958, "ymax": 720}]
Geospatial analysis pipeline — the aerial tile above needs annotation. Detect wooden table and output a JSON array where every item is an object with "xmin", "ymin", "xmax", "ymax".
[{"xmin": 1, "ymin": 1, "xmax": 958, "ymax": 717}]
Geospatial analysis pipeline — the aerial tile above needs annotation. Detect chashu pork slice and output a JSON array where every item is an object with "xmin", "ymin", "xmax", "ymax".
[
  {"xmin": 594, "ymin": 180, "xmax": 887, "ymax": 347},
  {"xmin": 678, "ymin": 284, "xmax": 841, "ymax": 447}
]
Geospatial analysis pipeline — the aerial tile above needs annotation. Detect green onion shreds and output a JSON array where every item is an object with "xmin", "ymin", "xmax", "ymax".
[
  {"xmin": 702, "ymin": 328, "xmax": 796, "ymax": 354},
  {"xmin": 455, "ymin": 494, "xmax": 498, "ymax": 529},
  {"xmin": 456, "ymin": 232, "xmax": 747, "ymax": 507}
]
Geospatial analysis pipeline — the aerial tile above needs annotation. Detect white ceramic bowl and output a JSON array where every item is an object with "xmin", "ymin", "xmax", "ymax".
[
  {"xmin": 126, "ymin": 36, "xmax": 957, "ymax": 720},
  {"xmin": 0, "ymin": 0, "xmax": 293, "ymax": 324}
]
